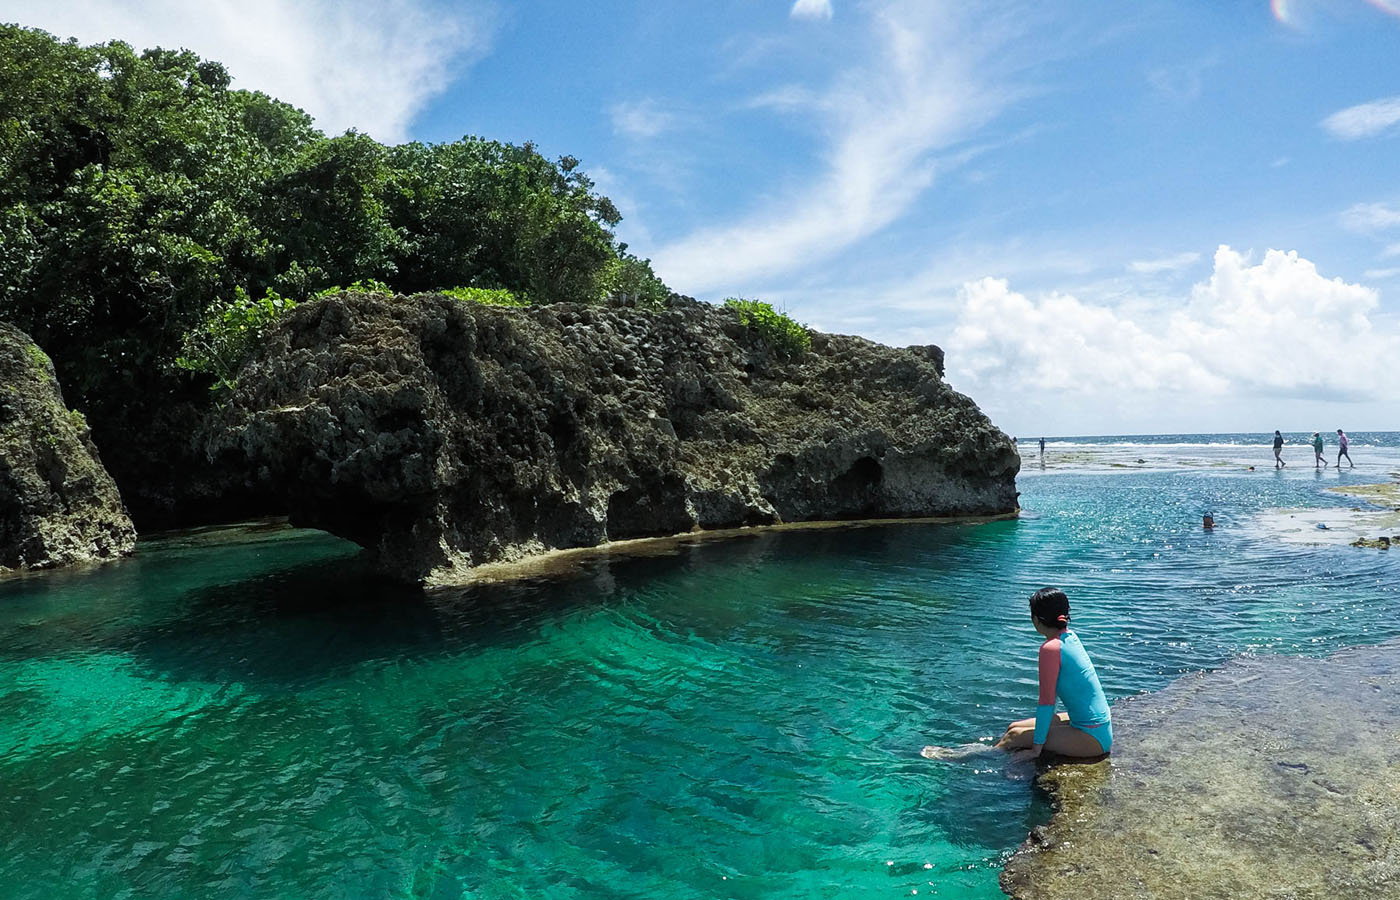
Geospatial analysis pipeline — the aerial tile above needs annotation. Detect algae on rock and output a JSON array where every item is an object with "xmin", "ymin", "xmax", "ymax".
[
  {"xmin": 0, "ymin": 323, "xmax": 136, "ymax": 571},
  {"xmin": 209, "ymin": 293, "xmax": 1019, "ymax": 583}
]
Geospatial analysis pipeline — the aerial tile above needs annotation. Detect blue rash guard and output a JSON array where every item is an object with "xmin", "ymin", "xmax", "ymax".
[{"xmin": 1033, "ymin": 629, "xmax": 1112, "ymax": 753}]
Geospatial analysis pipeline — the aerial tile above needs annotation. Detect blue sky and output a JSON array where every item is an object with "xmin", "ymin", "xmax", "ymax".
[{"xmin": 7, "ymin": 0, "xmax": 1400, "ymax": 436}]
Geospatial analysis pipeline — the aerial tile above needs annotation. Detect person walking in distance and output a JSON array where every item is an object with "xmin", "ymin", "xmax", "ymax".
[
  {"xmin": 1312, "ymin": 432, "xmax": 1328, "ymax": 468},
  {"xmin": 1039, "ymin": 437, "xmax": 1046, "ymax": 456},
  {"xmin": 1336, "ymin": 429, "xmax": 1354, "ymax": 468},
  {"xmin": 1272, "ymin": 430, "xmax": 1286, "ymax": 468}
]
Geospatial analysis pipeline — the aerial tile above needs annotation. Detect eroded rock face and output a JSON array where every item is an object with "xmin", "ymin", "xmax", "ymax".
[
  {"xmin": 209, "ymin": 294, "xmax": 1018, "ymax": 582},
  {"xmin": 0, "ymin": 323, "xmax": 136, "ymax": 571},
  {"xmin": 1000, "ymin": 639, "xmax": 1400, "ymax": 899}
]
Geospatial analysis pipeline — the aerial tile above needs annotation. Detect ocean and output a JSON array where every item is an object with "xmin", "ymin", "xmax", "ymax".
[{"xmin": 1, "ymin": 434, "xmax": 1397, "ymax": 899}]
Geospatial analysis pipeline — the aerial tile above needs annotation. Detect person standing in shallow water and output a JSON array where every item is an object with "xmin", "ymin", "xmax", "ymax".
[
  {"xmin": 1337, "ymin": 429, "xmax": 1353, "ymax": 468},
  {"xmin": 1039, "ymin": 437, "xmax": 1046, "ymax": 455},
  {"xmin": 1312, "ymin": 432, "xmax": 1328, "ymax": 468},
  {"xmin": 1273, "ymin": 430, "xmax": 1286, "ymax": 468}
]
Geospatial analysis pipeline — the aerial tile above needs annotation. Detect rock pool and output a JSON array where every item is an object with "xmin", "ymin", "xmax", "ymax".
[{"xmin": 2, "ymin": 441, "xmax": 1399, "ymax": 898}]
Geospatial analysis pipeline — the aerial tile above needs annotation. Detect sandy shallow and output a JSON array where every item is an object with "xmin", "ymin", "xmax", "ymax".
[
  {"xmin": 1000, "ymin": 637, "xmax": 1400, "ymax": 899},
  {"xmin": 1249, "ymin": 480, "xmax": 1400, "ymax": 548}
]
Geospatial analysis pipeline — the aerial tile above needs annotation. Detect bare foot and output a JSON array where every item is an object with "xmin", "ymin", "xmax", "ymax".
[{"xmin": 921, "ymin": 743, "xmax": 997, "ymax": 761}]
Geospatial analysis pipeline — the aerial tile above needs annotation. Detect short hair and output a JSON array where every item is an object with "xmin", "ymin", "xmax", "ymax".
[{"xmin": 1029, "ymin": 587, "xmax": 1070, "ymax": 629}]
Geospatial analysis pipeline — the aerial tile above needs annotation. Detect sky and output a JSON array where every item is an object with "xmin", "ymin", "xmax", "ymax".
[{"xmin": 6, "ymin": 0, "xmax": 1400, "ymax": 436}]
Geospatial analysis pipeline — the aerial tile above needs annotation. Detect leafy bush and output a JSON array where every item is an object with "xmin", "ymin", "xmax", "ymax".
[
  {"xmin": 175, "ymin": 287, "xmax": 297, "ymax": 392},
  {"xmin": 312, "ymin": 278, "xmax": 394, "ymax": 299},
  {"xmin": 601, "ymin": 253, "xmax": 670, "ymax": 309},
  {"xmin": 438, "ymin": 286, "xmax": 527, "ymax": 308},
  {"xmin": 722, "ymin": 298, "xmax": 811, "ymax": 358}
]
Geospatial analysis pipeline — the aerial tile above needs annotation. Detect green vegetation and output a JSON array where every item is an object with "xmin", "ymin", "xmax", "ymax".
[
  {"xmin": 175, "ymin": 288, "xmax": 298, "ymax": 392},
  {"xmin": 438, "ymin": 287, "xmax": 527, "ymax": 308},
  {"xmin": 722, "ymin": 298, "xmax": 811, "ymax": 359},
  {"xmin": 0, "ymin": 24, "xmax": 671, "ymax": 446}
]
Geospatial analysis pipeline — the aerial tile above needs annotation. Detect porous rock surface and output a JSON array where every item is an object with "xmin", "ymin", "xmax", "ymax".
[
  {"xmin": 1000, "ymin": 639, "xmax": 1400, "ymax": 899},
  {"xmin": 0, "ymin": 323, "xmax": 136, "ymax": 571},
  {"xmin": 209, "ymin": 293, "xmax": 1018, "ymax": 582}
]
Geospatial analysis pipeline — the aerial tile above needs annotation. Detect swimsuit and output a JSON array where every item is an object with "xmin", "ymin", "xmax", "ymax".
[{"xmin": 1034, "ymin": 630, "xmax": 1112, "ymax": 753}]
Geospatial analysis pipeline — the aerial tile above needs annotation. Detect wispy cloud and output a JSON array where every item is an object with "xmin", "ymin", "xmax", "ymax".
[
  {"xmin": 1340, "ymin": 201, "xmax": 1400, "ymax": 233},
  {"xmin": 2, "ymin": 0, "xmax": 494, "ymax": 141},
  {"xmin": 652, "ymin": 0, "xmax": 1025, "ymax": 295},
  {"xmin": 1145, "ymin": 57, "xmax": 1216, "ymax": 103},
  {"xmin": 1363, "ymin": 266, "xmax": 1400, "ymax": 279},
  {"xmin": 1384, "ymin": 242, "xmax": 1400, "ymax": 257},
  {"xmin": 610, "ymin": 99, "xmax": 677, "ymax": 139},
  {"xmin": 790, "ymin": 0, "xmax": 834, "ymax": 21},
  {"xmin": 1320, "ymin": 96, "xmax": 1400, "ymax": 140},
  {"xmin": 1127, "ymin": 251, "xmax": 1201, "ymax": 274}
]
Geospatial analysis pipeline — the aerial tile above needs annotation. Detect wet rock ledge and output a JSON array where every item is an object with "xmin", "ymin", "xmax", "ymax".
[
  {"xmin": 1001, "ymin": 639, "xmax": 1400, "ymax": 899},
  {"xmin": 208, "ymin": 293, "xmax": 1018, "ymax": 583},
  {"xmin": 0, "ymin": 323, "xmax": 135, "ymax": 571}
]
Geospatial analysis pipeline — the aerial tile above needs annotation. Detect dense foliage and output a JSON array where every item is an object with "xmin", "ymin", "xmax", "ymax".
[
  {"xmin": 722, "ymin": 298, "xmax": 811, "ymax": 359},
  {"xmin": 0, "ymin": 24, "xmax": 670, "ymax": 426}
]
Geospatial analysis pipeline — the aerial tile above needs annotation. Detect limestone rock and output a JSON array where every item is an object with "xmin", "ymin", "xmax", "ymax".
[
  {"xmin": 0, "ymin": 323, "xmax": 136, "ymax": 571},
  {"xmin": 209, "ymin": 293, "xmax": 1019, "ymax": 582}
]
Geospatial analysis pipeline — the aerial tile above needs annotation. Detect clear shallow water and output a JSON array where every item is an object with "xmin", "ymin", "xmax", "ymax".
[{"xmin": 2, "ymin": 451, "xmax": 1399, "ymax": 899}]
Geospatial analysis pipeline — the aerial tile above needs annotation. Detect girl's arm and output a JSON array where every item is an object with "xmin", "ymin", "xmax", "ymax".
[{"xmin": 1031, "ymin": 639, "xmax": 1062, "ymax": 752}]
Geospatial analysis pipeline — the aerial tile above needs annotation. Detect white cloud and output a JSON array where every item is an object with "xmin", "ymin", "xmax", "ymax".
[
  {"xmin": 1320, "ymin": 96, "xmax": 1400, "ymax": 140},
  {"xmin": 949, "ymin": 246, "xmax": 1397, "ymax": 404},
  {"xmin": 1385, "ymin": 242, "xmax": 1400, "ymax": 258},
  {"xmin": 2, "ymin": 0, "xmax": 494, "ymax": 141},
  {"xmin": 1363, "ymin": 267, "xmax": 1400, "ymax": 279},
  {"xmin": 1127, "ymin": 251, "xmax": 1201, "ymax": 274},
  {"xmin": 652, "ymin": 0, "xmax": 1022, "ymax": 294},
  {"xmin": 1339, "ymin": 202, "xmax": 1400, "ymax": 233},
  {"xmin": 790, "ymin": 0, "xmax": 834, "ymax": 21},
  {"xmin": 609, "ymin": 99, "xmax": 677, "ymax": 140}
]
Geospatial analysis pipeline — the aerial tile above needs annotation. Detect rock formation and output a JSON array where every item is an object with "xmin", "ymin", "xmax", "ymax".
[
  {"xmin": 1000, "ymin": 638, "xmax": 1400, "ymax": 899},
  {"xmin": 0, "ymin": 323, "xmax": 136, "ymax": 571},
  {"xmin": 209, "ymin": 293, "xmax": 1018, "ymax": 583}
]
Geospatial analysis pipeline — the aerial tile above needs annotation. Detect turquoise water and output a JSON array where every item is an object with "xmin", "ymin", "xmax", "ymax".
[{"xmin": 2, "ymin": 459, "xmax": 1399, "ymax": 899}]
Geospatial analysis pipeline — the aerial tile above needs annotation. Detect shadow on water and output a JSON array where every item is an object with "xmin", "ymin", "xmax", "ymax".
[{"xmin": 122, "ymin": 520, "xmax": 1008, "ymax": 688}]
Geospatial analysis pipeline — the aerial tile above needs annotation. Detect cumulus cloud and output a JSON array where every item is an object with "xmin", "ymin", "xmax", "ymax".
[
  {"xmin": 1, "ymin": 0, "xmax": 495, "ymax": 141},
  {"xmin": 790, "ymin": 0, "xmax": 834, "ymax": 20},
  {"xmin": 1339, "ymin": 202, "xmax": 1400, "ymax": 233},
  {"xmin": 610, "ymin": 99, "xmax": 677, "ymax": 139},
  {"xmin": 949, "ymin": 246, "xmax": 1397, "ymax": 403},
  {"xmin": 652, "ymin": 0, "xmax": 1021, "ymax": 294},
  {"xmin": 1127, "ymin": 251, "xmax": 1201, "ymax": 274},
  {"xmin": 1321, "ymin": 96, "xmax": 1400, "ymax": 140}
]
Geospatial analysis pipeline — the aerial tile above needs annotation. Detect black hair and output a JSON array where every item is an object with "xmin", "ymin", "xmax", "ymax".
[{"xmin": 1029, "ymin": 587, "xmax": 1070, "ymax": 629}]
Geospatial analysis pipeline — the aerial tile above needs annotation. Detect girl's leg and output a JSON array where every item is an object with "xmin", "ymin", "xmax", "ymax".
[{"xmin": 996, "ymin": 713, "xmax": 1067, "ymax": 749}]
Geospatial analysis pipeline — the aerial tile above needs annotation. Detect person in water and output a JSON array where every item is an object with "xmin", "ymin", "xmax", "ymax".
[
  {"xmin": 1336, "ymin": 429, "xmax": 1353, "ymax": 468},
  {"xmin": 995, "ymin": 587, "xmax": 1112, "ymax": 759},
  {"xmin": 1312, "ymin": 432, "xmax": 1328, "ymax": 468},
  {"xmin": 1272, "ymin": 430, "xmax": 1285, "ymax": 468}
]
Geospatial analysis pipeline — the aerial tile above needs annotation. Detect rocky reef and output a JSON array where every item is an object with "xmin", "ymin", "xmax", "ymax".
[
  {"xmin": 0, "ymin": 323, "xmax": 136, "ymax": 571},
  {"xmin": 208, "ymin": 293, "xmax": 1018, "ymax": 583},
  {"xmin": 1000, "ymin": 638, "xmax": 1400, "ymax": 899}
]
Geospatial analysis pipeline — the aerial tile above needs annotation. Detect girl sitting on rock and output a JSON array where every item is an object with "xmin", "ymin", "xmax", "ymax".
[{"xmin": 923, "ymin": 587, "xmax": 1112, "ymax": 761}]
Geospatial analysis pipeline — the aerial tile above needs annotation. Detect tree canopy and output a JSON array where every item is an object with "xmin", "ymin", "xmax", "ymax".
[{"xmin": 0, "ymin": 24, "xmax": 671, "ymax": 417}]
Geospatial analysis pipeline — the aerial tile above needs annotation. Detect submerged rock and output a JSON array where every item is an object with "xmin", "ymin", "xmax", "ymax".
[
  {"xmin": 0, "ymin": 323, "xmax": 136, "ymax": 571},
  {"xmin": 209, "ymin": 293, "xmax": 1018, "ymax": 582},
  {"xmin": 1000, "ymin": 639, "xmax": 1400, "ymax": 899}
]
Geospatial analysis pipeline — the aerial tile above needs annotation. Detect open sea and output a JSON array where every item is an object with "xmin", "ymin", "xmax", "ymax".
[{"xmin": 2, "ymin": 434, "xmax": 1398, "ymax": 899}]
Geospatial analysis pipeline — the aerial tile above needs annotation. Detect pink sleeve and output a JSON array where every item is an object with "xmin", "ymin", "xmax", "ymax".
[{"xmin": 1037, "ymin": 639, "xmax": 1061, "ymax": 706}]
